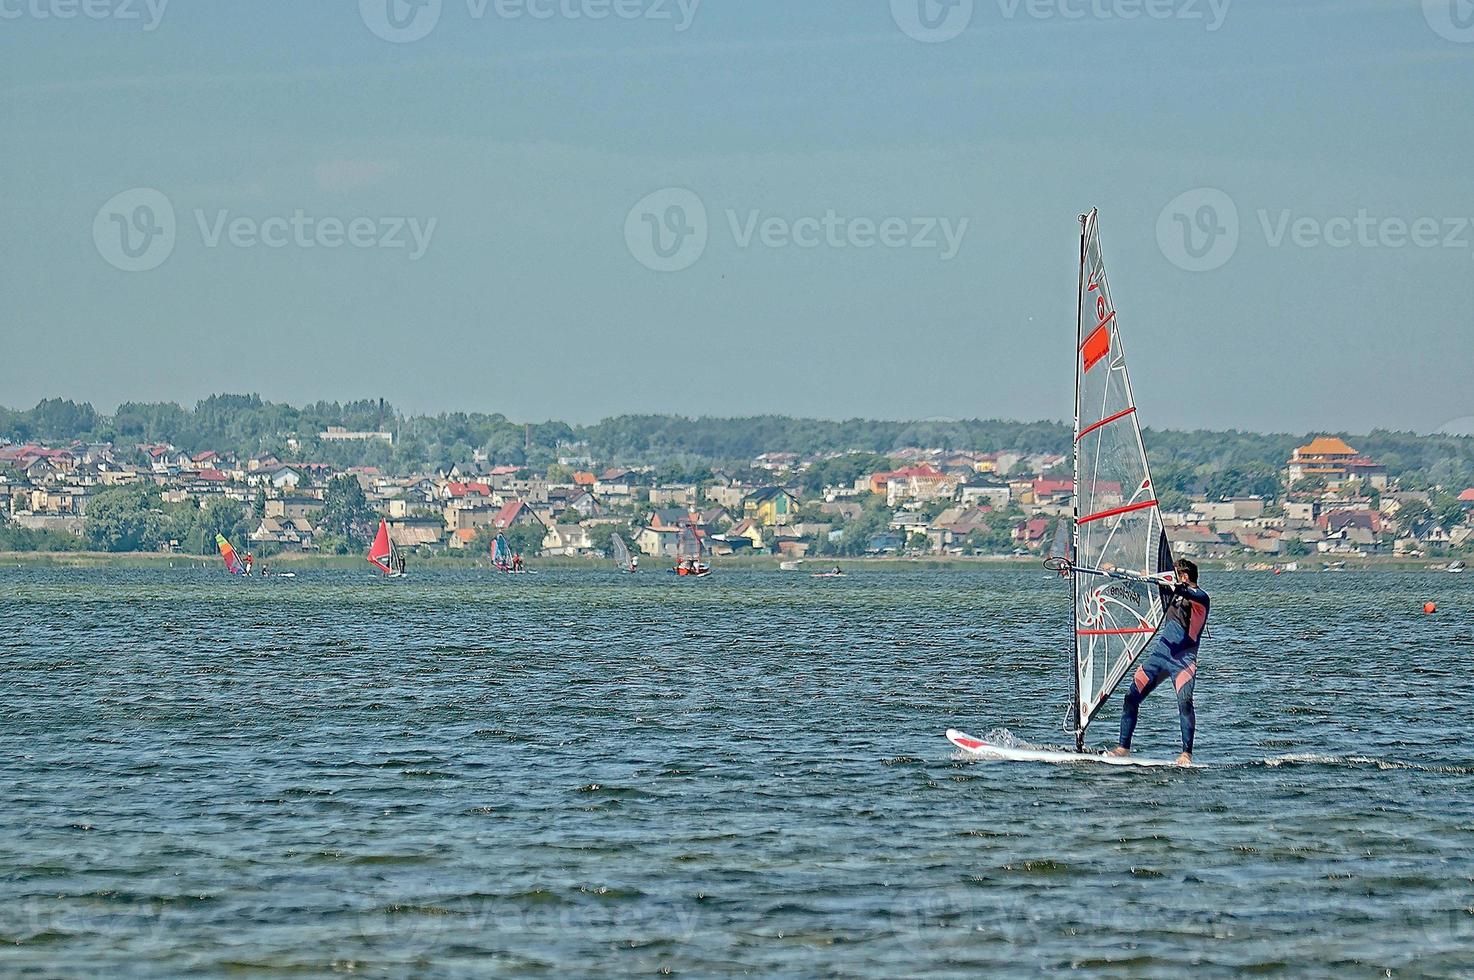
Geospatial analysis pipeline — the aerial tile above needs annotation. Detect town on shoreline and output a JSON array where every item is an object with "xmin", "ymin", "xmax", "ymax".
[{"xmin": 3, "ymin": 397, "xmax": 1473, "ymax": 567}]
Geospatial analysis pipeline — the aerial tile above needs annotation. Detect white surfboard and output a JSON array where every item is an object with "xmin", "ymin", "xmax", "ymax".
[{"xmin": 946, "ymin": 729, "xmax": 1196, "ymax": 768}]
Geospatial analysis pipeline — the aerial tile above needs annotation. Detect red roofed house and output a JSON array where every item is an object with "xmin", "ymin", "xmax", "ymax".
[
  {"xmin": 1459, "ymin": 488, "xmax": 1474, "ymax": 508},
  {"xmin": 1013, "ymin": 518, "xmax": 1051, "ymax": 547},
  {"xmin": 443, "ymin": 481, "xmax": 493, "ymax": 500},
  {"xmin": 1032, "ymin": 478, "xmax": 1075, "ymax": 505},
  {"xmin": 572, "ymin": 471, "xmax": 597, "ymax": 487},
  {"xmin": 494, "ymin": 500, "xmax": 545, "ymax": 531},
  {"xmin": 1288, "ymin": 437, "xmax": 1387, "ymax": 490},
  {"xmin": 1320, "ymin": 508, "xmax": 1384, "ymax": 550},
  {"xmin": 871, "ymin": 465, "xmax": 956, "ymax": 504}
]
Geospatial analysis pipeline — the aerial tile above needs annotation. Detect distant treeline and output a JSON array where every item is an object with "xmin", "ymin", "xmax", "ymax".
[{"xmin": 3, "ymin": 396, "xmax": 1474, "ymax": 492}]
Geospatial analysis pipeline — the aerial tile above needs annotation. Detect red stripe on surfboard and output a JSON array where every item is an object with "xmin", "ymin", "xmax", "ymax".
[
  {"xmin": 953, "ymin": 735, "xmax": 985, "ymax": 749},
  {"xmin": 1078, "ymin": 499, "xmax": 1158, "ymax": 525},
  {"xmin": 1076, "ymin": 627, "xmax": 1157, "ymax": 635},
  {"xmin": 1076, "ymin": 407, "xmax": 1136, "ymax": 443}
]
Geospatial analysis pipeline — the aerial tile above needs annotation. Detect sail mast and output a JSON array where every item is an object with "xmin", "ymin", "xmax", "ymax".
[{"xmin": 1072, "ymin": 212, "xmax": 1088, "ymax": 751}]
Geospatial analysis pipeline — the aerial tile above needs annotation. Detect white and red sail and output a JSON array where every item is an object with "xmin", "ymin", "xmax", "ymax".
[{"xmin": 1071, "ymin": 209, "xmax": 1174, "ymax": 748}]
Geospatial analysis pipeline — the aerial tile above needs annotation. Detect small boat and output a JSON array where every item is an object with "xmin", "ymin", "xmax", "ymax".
[
  {"xmin": 671, "ymin": 520, "xmax": 711, "ymax": 577},
  {"xmin": 367, "ymin": 519, "xmax": 407, "ymax": 578},
  {"xmin": 611, "ymin": 533, "xmax": 638, "ymax": 573},
  {"xmin": 1449, "ymin": 560, "xmax": 1467, "ymax": 574}
]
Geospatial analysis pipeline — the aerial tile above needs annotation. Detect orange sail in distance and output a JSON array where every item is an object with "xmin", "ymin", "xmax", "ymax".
[
  {"xmin": 216, "ymin": 533, "xmax": 245, "ymax": 575},
  {"xmin": 367, "ymin": 519, "xmax": 400, "ymax": 576}
]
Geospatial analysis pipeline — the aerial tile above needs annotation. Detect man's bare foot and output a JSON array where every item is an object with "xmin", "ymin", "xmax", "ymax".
[
  {"xmin": 1175, "ymin": 752, "xmax": 1193, "ymax": 767},
  {"xmin": 1107, "ymin": 746, "xmax": 1130, "ymax": 757}
]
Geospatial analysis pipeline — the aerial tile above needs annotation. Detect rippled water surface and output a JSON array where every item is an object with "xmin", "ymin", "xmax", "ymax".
[{"xmin": 2, "ymin": 565, "xmax": 1472, "ymax": 977}]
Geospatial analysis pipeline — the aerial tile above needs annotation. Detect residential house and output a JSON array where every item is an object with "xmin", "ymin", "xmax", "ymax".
[
  {"xmin": 493, "ymin": 500, "xmax": 546, "ymax": 533},
  {"xmin": 650, "ymin": 484, "xmax": 699, "ymax": 508},
  {"xmin": 742, "ymin": 487, "xmax": 800, "ymax": 527},
  {"xmin": 249, "ymin": 517, "xmax": 316, "ymax": 551},
  {"xmin": 959, "ymin": 484, "xmax": 1010, "ymax": 510},
  {"xmin": 1012, "ymin": 518, "xmax": 1051, "ymax": 549},
  {"xmin": 636, "ymin": 524, "xmax": 684, "ymax": 557},
  {"xmin": 1287, "ymin": 437, "xmax": 1387, "ymax": 490},
  {"xmin": 1167, "ymin": 524, "xmax": 1228, "ymax": 557},
  {"xmin": 543, "ymin": 524, "xmax": 594, "ymax": 557},
  {"xmin": 388, "ymin": 515, "xmax": 445, "ymax": 549}
]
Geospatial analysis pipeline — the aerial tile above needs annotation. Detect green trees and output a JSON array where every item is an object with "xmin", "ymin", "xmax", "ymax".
[
  {"xmin": 198, "ymin": 498, "xmax": 250, "ymax": 554},
  {"xmin": 503, "ymin": 521, "xmax": 548, "ymax": 557},
  {"xmin": 318, "ymin": 475, "xmax": 377, "ymax": 550},
  {"xmin": 85, "ymin": 485, "xmax": 179, "ymax": 552},
  {"xmin": 796, "ymin": 454, "xmax": 893, "ymax": 495}
]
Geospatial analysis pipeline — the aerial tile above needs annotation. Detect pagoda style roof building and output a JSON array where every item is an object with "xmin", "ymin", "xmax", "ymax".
[{"xmin": 1287, "ymin": 436, "xmax": 1387, "ymax": 490}]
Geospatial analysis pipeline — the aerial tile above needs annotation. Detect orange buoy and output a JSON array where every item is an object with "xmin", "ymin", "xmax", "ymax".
[{"xmin": 1424, "ymin": 602, "xmax": 1438, "ymax": 615}]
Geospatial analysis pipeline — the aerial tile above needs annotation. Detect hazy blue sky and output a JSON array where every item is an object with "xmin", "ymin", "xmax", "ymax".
[{"xmin": 2, "ymin": 0, "xmax": 1471, "ymax": 433}]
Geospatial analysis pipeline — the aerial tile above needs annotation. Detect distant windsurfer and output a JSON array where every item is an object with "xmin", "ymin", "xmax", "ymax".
[{"xmin": 1108, "ymin": 558, "xmax": 1209, "ymax": 767}]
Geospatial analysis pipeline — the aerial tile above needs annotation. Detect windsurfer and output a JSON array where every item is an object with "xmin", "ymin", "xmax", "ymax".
[{"xmin": 1109, "ymin": 558, "xmax": 1209, "ymax": 767}]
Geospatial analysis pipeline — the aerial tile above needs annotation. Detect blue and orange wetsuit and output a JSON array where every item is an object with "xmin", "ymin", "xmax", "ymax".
[{"xmin": 1118, "ymin": 581, "xmax": 1209, "ymax": 754}]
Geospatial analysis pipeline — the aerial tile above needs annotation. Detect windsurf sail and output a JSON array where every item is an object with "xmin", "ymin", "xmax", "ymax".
[
  {"xmin": 216, "ymin": 533, "xmax": 245, "ymax": 575},
  {"xmin": 367, "ymin": 519, "xmax": 397, "ymax": 574},
  {"xmin": 491, "ymin": 533, "xmax": 513, "ymax": 569},
  {"xmin": 1070, "ymin": 209, "xmax": 1174, "ymax": 749},
  {"xmin": 1048, "ymin": 517, "xmax": 1072, "ymax": 566},
  {"xmin": 611, "ymin": 532, "xmax": 632, "ymax": 570},
  {"xmin": 677, "ymin": 521, "xmax": 701, "ymax": 560}
]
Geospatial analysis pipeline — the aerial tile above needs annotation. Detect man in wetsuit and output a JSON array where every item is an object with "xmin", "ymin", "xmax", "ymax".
[{"xmin": 1109, "ymin": 557, "xmax": 1209, "ymax": 767}]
